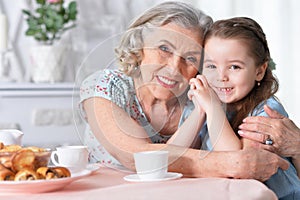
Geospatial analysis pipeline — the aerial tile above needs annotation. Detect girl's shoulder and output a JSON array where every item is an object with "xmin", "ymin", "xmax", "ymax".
[{"xmin": 252, "ymin": 96, "xmax": 288, "ymax": 117}]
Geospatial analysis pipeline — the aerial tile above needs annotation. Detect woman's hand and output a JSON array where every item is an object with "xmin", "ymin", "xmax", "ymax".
[
  {"xmin": 232, "ymin": 148, "xmax": 290, "ymax": 181},
  {"xmin": 238, "ymin": 105, "xmax": 300, "ymax": 158}
]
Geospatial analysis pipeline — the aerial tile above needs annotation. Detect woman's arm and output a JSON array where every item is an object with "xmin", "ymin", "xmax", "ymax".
[
  {"xmin": 83, "ymin": 97, "xmax": 288, "ymax": 180},
  {"xmin": 190, "ymin": 75, "xmax": 241, "ymax": 151}
]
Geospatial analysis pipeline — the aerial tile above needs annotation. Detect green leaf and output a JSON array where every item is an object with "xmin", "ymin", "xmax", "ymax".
[
  {"xmin": 27, "ymin": 18, "xmax": 39, "ymax": 29},
  {"xmin": 69, "ymin": 12, "xmax": 77, "ymax": 20},
  {"xmin": 68, "ymin": 1, "xmax": 77, "ymax": 12},
  {"xmin": 36, "ymin": 0, "xmax": 45, "ymax": 5},
  {"xmin": 269, "ymin": 58, "xmax": 276, "ymax": 70},
  {"xmin": 25, "ymin": 29, "xmax": 36, "ymax": 36},
  {"xmin": 45, "ymin": 18, "xmax": 54, "ymax": 29},
  {"xmin": 36, "ymin": 8, "xmax": 45, "ymax": 15},
  {"xmin": 46, "ymin": 7, "xmax": 57, "ymax": 18},
  {"xmin": 22, "ymin": 10, "xmax": 31, "ymax": 16},
  {"xmin": 54, "ymin": 15, "xmax": 64, "ymax": 30}
]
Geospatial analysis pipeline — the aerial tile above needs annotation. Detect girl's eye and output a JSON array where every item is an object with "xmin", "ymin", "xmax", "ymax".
[
  {"xmin": 229, "ymin": 65, "xmax": 241, "ymax": 70},
  {"xmin": 205, "ymin": 64, "xmax": 216, "ymax": 69}
]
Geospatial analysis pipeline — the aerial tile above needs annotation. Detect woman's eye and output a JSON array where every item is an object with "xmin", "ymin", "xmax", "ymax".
[
  {"xmin": 159, "ymin": 45, "xmax": 171, "ymax": 53},
  {"xmin": 158, "ymin": 45, "xmax": 172, "ymax": 57},
  {"xmin": 185, "ymin": 56, "xmax": 197, "ymax": 64}
]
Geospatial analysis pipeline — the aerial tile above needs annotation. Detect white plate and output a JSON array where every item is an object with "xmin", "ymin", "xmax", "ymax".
[
  {"xmin": 124, "ymin": 172, "xmax": 182, "ymax": 182},
  {"xmin": 0, "ymin": 167, "xmax": 94, "ymax": 194}
]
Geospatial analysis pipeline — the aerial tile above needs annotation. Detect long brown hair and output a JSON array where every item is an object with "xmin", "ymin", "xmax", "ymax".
[{"xmin": 203, "ymin": 17, "xmax": 279, "ymax": 133}]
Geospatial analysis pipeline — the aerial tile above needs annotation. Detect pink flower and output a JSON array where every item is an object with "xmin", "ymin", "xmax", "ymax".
[{"xmin": 47, "ymin": 0, "xmax": 62, "ymax": 3}]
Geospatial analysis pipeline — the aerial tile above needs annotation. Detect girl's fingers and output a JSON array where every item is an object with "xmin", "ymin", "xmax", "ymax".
[{"xmin": 196, "ymin": 75, "xmax": 209, "ymax": 88}]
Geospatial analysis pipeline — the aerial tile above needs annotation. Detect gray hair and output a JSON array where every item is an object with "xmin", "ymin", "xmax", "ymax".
[{"xmin": 115, "ymin": 1, "xmax": 213, "ymax": 75}]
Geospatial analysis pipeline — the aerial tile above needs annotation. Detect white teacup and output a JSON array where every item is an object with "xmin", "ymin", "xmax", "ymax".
[
  {"xmin": 134, "ymin": 150, "xmax": 168, "ymax": 180},
  {"xmin": 51, "ymin": 145, "xmax": 89, "ymax": 173}
]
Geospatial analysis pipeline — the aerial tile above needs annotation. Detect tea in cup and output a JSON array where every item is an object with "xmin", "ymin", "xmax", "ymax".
[
  {"xmin": 134, "ymin": 150, "xmax": 168, "ymax": 180},
  {"xmin": 51, "ymin": 145, "xmax": 88, "ymax": 173}
]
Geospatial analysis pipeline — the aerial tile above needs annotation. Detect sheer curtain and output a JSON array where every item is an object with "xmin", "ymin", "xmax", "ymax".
[{"xmin": 194, "ymin": 0, "xmax": 300, "ymax": 125}]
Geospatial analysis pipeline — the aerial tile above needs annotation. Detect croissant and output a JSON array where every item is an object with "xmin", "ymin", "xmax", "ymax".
[
  {"xmin": 0, "ymin": 164, "xmax": 15, "ymax": 181},
  {"xmin": 52, "ymin": 167, "xmax": 71, "ymax": 178},
  {"xmin": 14, "ymin": 169, "xmax": 39, "ymax": 181},
  {"xmin": 36, "ymin": 167, "xmax": 57, "ymax": 180},
  {"xmin": 36, "ymin": 167, "xmax": 71, "ymax": 179}
]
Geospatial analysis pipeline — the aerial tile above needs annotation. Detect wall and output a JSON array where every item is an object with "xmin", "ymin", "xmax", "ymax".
[{"xmin": 1, "ymin": 0, "xmax": 300, "ymax": 125}]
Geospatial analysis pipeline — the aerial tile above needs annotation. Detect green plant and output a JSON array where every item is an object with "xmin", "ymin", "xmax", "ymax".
[{"xmin": 22, "ymin": 0, "xmax": 77, "ymax": 45}]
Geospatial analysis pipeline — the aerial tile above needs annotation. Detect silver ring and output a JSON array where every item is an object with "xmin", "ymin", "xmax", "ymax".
[{"xmin": 265, "ymin": 138, "xmax": 273, "ymax": 145}]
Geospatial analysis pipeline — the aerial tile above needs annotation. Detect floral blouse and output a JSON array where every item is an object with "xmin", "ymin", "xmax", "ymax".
[{"xmin": 79, "ymin": 69, "xmax": 193, "ymax": 165}]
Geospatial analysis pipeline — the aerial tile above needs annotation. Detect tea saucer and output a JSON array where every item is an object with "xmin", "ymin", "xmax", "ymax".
[{"xmin": 123, "ymin": 172, "xmax": 182, "ymax": 182}]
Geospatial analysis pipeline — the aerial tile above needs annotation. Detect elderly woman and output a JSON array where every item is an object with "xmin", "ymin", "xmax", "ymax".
[{"xmin": 79, "ymin": 1, "xmax": 288, "ymax": 180}]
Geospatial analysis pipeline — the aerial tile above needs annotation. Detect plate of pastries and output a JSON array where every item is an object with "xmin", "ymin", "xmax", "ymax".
[{"xmin": 0, "ymin": 142, "xmax": 92, "ymax": 193}]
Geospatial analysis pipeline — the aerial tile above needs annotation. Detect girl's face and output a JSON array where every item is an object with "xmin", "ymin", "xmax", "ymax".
[
  {"xmin": 203, "ymin": 37, "xmax": 266, "ymax": 104},
  {"xmin": 138, "ymin": 23, "xmax": 203, "ymax": 100}
]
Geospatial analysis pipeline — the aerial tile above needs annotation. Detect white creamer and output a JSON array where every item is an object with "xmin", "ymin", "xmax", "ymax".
[{"xmin": 0, "ymin": 129, "xmax": 24, "ymax": 145}]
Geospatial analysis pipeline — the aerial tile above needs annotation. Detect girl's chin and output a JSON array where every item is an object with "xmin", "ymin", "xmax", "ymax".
[{"xmin": 219, "ymin": 97, "xmax": 233, "ymax": 104}]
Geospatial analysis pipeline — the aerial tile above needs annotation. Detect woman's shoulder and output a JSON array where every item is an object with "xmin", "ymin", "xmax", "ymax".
[
  {"xmin": 80, "ymin": 69, "xmax": 134, "ymax": 101},
  {"xmin": 81, "ymin": 69, "xmax": 131, "ymax": 86},
  {"xmin": 252, "ymin": 96, "xmax": 288, "ymax": 117}
]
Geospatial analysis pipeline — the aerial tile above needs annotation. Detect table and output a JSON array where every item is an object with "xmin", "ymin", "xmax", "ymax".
[{"xmin": 0, "ymin": 164, "xmax": 277, "ymax": 200}]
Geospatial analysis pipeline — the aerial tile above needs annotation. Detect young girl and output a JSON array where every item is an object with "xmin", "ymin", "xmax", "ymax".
[{"xmin": 174, "ymin": 17, "xmax": 300, "ymax": 199}]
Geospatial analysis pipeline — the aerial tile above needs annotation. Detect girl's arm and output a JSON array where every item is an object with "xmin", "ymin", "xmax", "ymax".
[
  {"xmin": 191, "ymin": 75, "xmax": 241, "ymax": 151},
  {"xmin": 167, "ymin": 82, "xmax": 206, "ymax": 148},
  {"xmin": 166, "ymin": 107, "xmax": 205, "ymax": 148}
]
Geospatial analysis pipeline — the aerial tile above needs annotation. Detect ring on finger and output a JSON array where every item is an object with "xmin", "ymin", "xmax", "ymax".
[{"xmin": 264, "ymin": 137, "xmax": 273, "ymax": 145}]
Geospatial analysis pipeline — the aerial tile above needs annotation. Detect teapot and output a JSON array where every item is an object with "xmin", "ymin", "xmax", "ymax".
[{"xmin": 0, "ymin": 129, "xmax": 24, "ymax": 145}]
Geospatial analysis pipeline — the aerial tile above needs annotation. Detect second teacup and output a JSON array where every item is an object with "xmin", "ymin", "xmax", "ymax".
[
  {"xmin": 51, "ymin": 145, "xmax": 88, "ymax": 173},
  {"xmin": 134, "ymin": 150, "xmax": 168, "ymax": 180}
]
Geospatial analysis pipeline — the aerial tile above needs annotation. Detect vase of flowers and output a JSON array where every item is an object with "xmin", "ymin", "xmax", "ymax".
[{"xmin": 22, "ymin": 0, "xmax": 77, "ymax": 83}]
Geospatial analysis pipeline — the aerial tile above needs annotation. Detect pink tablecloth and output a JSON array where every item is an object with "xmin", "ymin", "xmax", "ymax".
[{"xmin": 0, "ymin": 164, "xmax": 277, "ymax": 200}]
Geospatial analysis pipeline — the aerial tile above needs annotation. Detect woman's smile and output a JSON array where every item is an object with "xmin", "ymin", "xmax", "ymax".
[{"xmin": 156, "ymin": 75, "xmax": 178, "ymax": 88}]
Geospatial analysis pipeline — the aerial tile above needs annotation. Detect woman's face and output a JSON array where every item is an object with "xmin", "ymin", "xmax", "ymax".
[
  {"xmin": 138, "ymin": 23, "xmax": 203, "ymax": 100},
  {"xmin": 203, "ymin": 37, "xmax": 266, "ymax": 104}
]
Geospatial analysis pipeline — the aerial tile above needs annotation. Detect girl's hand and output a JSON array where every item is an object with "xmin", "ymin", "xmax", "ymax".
[{"xmin": 189, "ymin": 75, "xmax": 220, "ymax": 113}]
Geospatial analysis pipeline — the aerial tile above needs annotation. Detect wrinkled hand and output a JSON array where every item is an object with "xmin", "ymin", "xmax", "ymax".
[
  {"xmin": 233, "ymin": 148, "xmax": 289, "ymax": 181},
  {"xmin": 238, "ymin": 105, "xmax": 300, "ymax": 158}
]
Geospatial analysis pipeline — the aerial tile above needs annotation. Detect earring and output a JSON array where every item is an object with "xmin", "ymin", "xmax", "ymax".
[{"xmin": 257, "ymin": 82, "xmax": 261, "ymax": 86}]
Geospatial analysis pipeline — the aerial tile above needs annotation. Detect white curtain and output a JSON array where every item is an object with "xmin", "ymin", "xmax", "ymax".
[{"xmin": 194, "ymin": 0, "xmax": 300, "ymax": 125}]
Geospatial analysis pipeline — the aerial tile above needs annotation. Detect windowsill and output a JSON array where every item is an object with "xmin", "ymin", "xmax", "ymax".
[{"xmin": 0, "ymin": 82, "xmax": 80, "ymax": 97}]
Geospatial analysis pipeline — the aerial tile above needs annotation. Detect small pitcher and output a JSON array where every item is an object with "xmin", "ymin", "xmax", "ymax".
[{"xmin": 0, "ymin": 129, "xmax": 24, "ymax": 145}]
